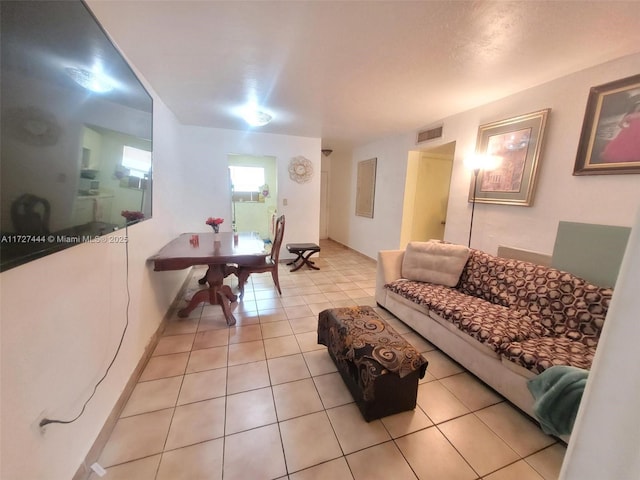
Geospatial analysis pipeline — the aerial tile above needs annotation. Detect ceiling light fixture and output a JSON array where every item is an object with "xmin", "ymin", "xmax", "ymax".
[
  {"xmin": 65, "ymin": 66, "xmax": 114, "ymax": 93},
  {"xmin": 243, "ymin": 109, "xmax": 273, "ymax": 127}
]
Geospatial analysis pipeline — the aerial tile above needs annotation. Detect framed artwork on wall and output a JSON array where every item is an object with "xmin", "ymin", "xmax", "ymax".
[
  {"xmin": 355, "ymin": 158, "xmax": 377, "ymax": 218},
  {"xmin": 469, "ymin": 109, "xmax": 550, "ymax": 206},
  {"xmin": 573, "ymin": 74, "xmax": 640, "ymax": 175}
]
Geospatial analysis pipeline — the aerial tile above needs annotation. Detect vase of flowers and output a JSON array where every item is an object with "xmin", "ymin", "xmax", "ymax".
[{"xmin": 206, "ymin": 217, "xmax": 224, "ymax": 237}]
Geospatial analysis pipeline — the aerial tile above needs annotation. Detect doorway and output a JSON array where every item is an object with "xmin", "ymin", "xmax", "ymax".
[
  {"xmin": 227, "ymin": 154, "xmax": 277, "ymax": 240},
  {"xmin": 400, "ymin": 142, "xmax": 455, "ymax": 248}
]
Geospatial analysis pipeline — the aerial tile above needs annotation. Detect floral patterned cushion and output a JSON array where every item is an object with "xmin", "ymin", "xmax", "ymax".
[
  {"xmin": 501, "ymin": 337, "xmax": 597, "ymax": 374},
  {"xmin": 386, "ymin": 280, "xmax": 548, "ymax": 353}
]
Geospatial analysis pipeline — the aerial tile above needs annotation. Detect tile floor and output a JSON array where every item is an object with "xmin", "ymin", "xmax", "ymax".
[{"xmin": 91, "ymin": 240, "xmax": 565, "ymax": 480}]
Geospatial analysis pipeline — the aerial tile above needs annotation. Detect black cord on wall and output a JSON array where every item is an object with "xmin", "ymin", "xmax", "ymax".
[{"xmin": 39, "ymin": 226, "xmax": 131, "ymax": 428}]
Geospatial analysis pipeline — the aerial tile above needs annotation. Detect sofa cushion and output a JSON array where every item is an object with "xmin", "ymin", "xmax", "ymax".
[
  {"xmin": 401, "ymin": 241, "xmax": 470, "ymax": 287},
  {"xmin": 458, "ymin": 249, "xmax": 612, "ymax": 347},
  {"xmin": 501, "ymin": 337, "xmax": 597, "ymax": 375},
  {"xmin": 385, "ymin": 280, "xmax": 549, "ymax": 353}
]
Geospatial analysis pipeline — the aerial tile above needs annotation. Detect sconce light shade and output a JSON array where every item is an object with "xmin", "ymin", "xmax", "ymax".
[{"xmin": 321, "ymin": 149, "xmax": 333, "ymax": 157}]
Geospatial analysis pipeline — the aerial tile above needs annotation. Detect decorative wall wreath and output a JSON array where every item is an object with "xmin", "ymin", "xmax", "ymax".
[{"xmin": 288, "ymin": 156, "xmax": 314, "ymax": 183}]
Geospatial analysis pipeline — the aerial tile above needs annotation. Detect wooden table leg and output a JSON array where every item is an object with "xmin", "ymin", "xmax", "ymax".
[{"xmin": 178, "ymin": 264, "xmax": 238, "ymax": 325}]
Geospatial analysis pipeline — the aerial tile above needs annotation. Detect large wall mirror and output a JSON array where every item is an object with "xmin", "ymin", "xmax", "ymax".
[{"xmin": 0, "ymin": 0, "xmax": 153, "ymax": 272}]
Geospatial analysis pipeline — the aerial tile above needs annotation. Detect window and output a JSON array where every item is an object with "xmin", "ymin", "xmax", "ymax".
[
  {"xmin": 122, "ymin": 145, "xmax": 151, "ymax": 179},
  {"xmin": 229, "ymin": 166, "xmax": 265, "ymax": 192}
]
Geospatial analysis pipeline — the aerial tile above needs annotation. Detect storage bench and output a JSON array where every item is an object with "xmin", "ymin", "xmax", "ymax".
[{"xmin": 317, "ymin": 306, "xmax": 428, "ymax": 421}]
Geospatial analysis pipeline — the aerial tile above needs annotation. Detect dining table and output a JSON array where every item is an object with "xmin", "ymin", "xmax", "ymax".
[{"xmin": 149, "ymin": 231, "xmax": 267, "ymax": 326}]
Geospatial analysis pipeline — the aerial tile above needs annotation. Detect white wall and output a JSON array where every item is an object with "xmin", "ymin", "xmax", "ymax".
[
  {"xmin": 560, "ymin": 206, "xmax": 640, "ymax": 479},
  {"xmin": 332, "ymin": 53, "xmax": 640, "ymax": 259},
  {"xmin": 176, "ymin": 126, "xmax": 321, "ymax": 259},
  {"xmin": 0, "ymin": 97, "xmax": 187, "ymax": 480}
]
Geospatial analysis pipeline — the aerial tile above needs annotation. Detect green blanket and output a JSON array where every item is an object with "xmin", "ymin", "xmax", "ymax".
[{"xmin": 527, "ymin": 365, "xmax": 589, "ymax": 436}]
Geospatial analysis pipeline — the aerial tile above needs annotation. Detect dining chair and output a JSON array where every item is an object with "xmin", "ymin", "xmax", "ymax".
[{"xmin": 237, "ymin": 214, "xmax": 285, "ymax": 299}]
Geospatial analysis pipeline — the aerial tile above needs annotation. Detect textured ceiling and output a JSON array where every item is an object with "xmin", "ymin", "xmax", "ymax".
[{"xmin": 88, "ymin": 0, "xmax": 640, "ymax": 151}]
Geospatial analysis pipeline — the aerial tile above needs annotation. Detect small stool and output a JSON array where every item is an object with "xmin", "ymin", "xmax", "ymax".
[
  {"xmin": 317, "ymin": 306, "xmax": 428, "ymax": 421},
  {"xmin": 286, "ymin": 243, "xmax": 321, "ymax": 272}
]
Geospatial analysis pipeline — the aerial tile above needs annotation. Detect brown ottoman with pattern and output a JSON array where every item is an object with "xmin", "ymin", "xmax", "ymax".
[{"xmin": 318, "ymin": 306, "xmax": 428, "ymax": 421}]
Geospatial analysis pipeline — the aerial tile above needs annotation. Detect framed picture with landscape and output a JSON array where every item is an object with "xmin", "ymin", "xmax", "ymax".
[
  {"xmin": 469, "ymin": 109, "xmax": 550, "ymax": 206},
  {"xmin": 574, "ymin": 74, "xmax": 640, "ymax": 175}
]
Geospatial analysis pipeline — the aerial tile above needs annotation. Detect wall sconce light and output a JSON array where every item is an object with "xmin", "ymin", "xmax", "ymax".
[
  {"xmin": 321, "ymin": 149, "xmax": 333, "ymax": 157},
  {"xmin": 464, "ymin": 154, "xmax": 502, "ymax": 247}
]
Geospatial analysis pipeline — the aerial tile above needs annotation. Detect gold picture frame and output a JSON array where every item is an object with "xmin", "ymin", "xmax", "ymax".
[
  {"xmin": 469, "ymin": 109, "xmax": 550, "ymax": 206},
  {"xmin": 573, "ymin": 74, "xmax": 640, "ymax": 175},
  {"xmin": 355, "ymin": 158, "xmax": 377, "ymax": 218}
]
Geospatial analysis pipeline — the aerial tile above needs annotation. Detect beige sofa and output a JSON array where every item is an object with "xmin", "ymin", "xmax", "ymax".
[{"xmin": 375, "ymin": 243, "xmax": 612, "ymax": 425}]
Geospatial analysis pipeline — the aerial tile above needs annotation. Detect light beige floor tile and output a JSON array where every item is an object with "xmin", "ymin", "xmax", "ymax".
[
  {"xmin": 327, "ymin": 403, "xmax": 391, "ymax": 454},
  {"xmin": 254, "ymin": 289, "xmax": 279, "ymax": 299},
  {"xmin": 419, "ymin": 370, "xmax": 438, "ymax": 384},
  {"xmin": 121, "ymin": 376, "xmax": 182, "ymax": 417},
  {"xmin": 313, "ymin": 372, "xmax": 354, "ymax": 408},
  {"xmin": 285, "ymin": 304, "xmax": 315, "ymax": 319},
  {"xmin": 525, "ymin": 444, "xmax": 566, "ymax": 480},
  {"xmin": 380, "ymin": 316, "xmax": 411, "ymax": 334},
  {"xmin": 227, "ymin": 340, "xmax": 266, "ymax": 366},
  {"xmin": 416, "ymin": 381, "xmax": 470, "ymax": 424},
  {"xmin": 307, "ymin": 302, "xmax": 334, "ymax": 315},
  {"xmin": 156, "ymin": 438, "xmax": 223, "ymax": 480},
  {"xmin": 192, "ymin": 328, "xmax": 228, "ymax": 350},
  {"xmin": 165, "ymin": 397, "xmax": 226, "ymax": 450},
  {"xmin": 323, "ymin": 290, "xmax": 350, "ymax": 302},
  {"xmin": 439, "ymin": 413, "xmax": 519, "ymax": 476},
  {"xmin": 153, "ymin": 333, "xmax": 195, "ymax": 356},
  {"xmin": 401, "ymin": 331, "xmax": 435, "ymax": 353},
  {"xmin": 186, "ymin": 345, "xmax": 228, "ymax": 373},
  {"xmin": 331, "ymin": 299, "xmax": 359, "ymax": 308},
  {"xmin": 261, "ymin": 320, "xmax": 294, "ymax": 338},
  {"xmin": 281, "ymin": 295, "xmax": 307, "ymax": 308},
  {"xmin": 317, "ymin": 283, "xmax": 344, "ymax": 293},
  {"xmin": 303, "ymin": 349, "xmax": 337, "ymax": 376},
  {"xmin": 93, "ymin": 455, "xmax": 161, "ymax": 480},
  {"xmin": 343, "ymin": 288, "xmax": 369, "ymax": 300},
  {"xmin": 297, "ymin": 285, "xmax": 322, "ymax": 295},
  {"xmin": 485, "ymin": 460, "xmax": 545, "ymax": 480},
  {"xmin": 224, "ymin": 424, "xmax": 287, "ymax": 480},
  {"xmin": 139, "ymin": 352, "xmax": 189, "ymax": 382},
  {"xmin": 232, "ymin": 310, "xmax": 261, "ymax": 326},
  {"xmin": 289, "ymin": 457, "xmax": 354, "ymax": 480},
  {"xmin": 226, "ymin": 360, "xmax": 270, "ymax": 394},
  {"xmin": 295, "ymin": 331, "xmax": 325, "ymax": 352},
  {"xmin": 420, "ymin": 350, "xmax": 465, "ymax": 378},
  {"xmin": 264, "ymin": 335, "xmax": 302, "ymax": 358},
  {"xmin": 280, "ymin": 411, "xmax": 343, "ymax": 473},
  {"xmin": 197, "ymin": 314, "xmax": 231, "ymax": 331},
  {"xmin": 268, "ymin": 353, "xmax": 311, "ymax": 384},
  {"xmin": 177, "ymin": 368, "xmax": 227, "ymax": 405},
  {"xmin": 163, "ymin": 318, "xmax": 199, "ymax": 335},
  {"xmin": 380, "ymin": 407, "xmax": 433, "ymax": 438},
  {"xmin": 346, "ymin": 441, "xmax": 417, "ymax": 480},
  {"xmin": 289, "ymin": 316, "xmax": 319, "ymax": 334},
  {"xmin": 273, "ymin": 378, "xmax": 324, "ymax": 420},
  {"xmin": 98, "ymin": 409, "xmax": 173, "ymax": 467},
  {"xmin": 440, "ymin": 372, "xmax": 503, "ymax": 411},
  {"xmin": 228, "ymin": 324, "xmax": 262, "ymax": 344},
  {"xmin": 258, "ymin": 308, "xmax": 289, "ymax": 323},
  {"xmin": 225, "ymin": 387, "xmax": 277, "ymax": 434},
  {"xmin": 395, "ymin": 426, "xmax": 476, "ymax": 480},
  {"xmin": 302, "ymin": 293, "xmax": 329, "ymax": 304},
  {"xmin": 475, "ymin": 402, "xmax": 556, "ymax": 457},
  {"xmin": 255, "ymin": 298, "xmax": 282, "ymax": 311}
]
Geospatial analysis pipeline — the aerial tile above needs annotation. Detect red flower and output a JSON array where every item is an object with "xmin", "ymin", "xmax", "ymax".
[
  {"xmin": 205, "ymin": 217, "xmax": 224, "ymax": 226},
  {"xmin": 121, "ymin": 210, "xmax": 144, "ymax": 221}
]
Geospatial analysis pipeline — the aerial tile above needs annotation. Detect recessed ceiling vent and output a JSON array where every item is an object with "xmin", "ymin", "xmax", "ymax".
[{"xmin": 416, "ymin": 125, "xmax": 443, "ymax": 144}]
